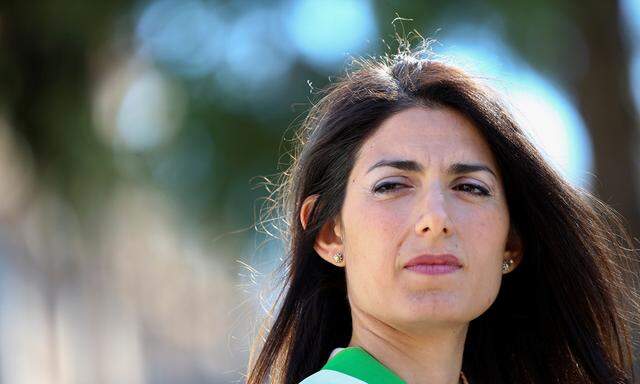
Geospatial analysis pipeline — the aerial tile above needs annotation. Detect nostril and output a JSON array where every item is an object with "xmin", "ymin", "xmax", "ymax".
[{"xmin": 418, "ymin": 225, "xmax": 450, "ymax": 234}]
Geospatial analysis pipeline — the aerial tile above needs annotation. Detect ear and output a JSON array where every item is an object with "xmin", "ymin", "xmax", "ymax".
[
  {"xmin": 503, "ymin": 226, "xmax": 523, "ymax": 273},
  {"xmin": 300, "ymin": 195, "xmax": 344, "ymax": 266},
  {"xmin": 299, "ymin": 194, "xmax": 318, "ymax": 231}
]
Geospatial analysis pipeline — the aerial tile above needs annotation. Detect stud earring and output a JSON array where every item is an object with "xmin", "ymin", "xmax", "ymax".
[
  {"xmin": 502, "ymin": 258, "xmax": 514, "ymax": 273},
  {"xmin": 333, "ymin": 251, "xmax": 344, "ymax": 264}
]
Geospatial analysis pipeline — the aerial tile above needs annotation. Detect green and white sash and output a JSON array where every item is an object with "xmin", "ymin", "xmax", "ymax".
[{"xmin": 299, "ymin": 347, "xmax": 406, "ymax": 384}]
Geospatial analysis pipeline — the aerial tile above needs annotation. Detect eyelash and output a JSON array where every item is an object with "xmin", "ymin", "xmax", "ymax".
[{"xmin": 373, "ymin": 182, "xmax": 491, "ymax": 197}]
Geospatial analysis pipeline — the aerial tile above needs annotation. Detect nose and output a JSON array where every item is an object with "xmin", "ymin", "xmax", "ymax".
[{"xmin": 414, "ymin": 184, "xmax": 452, "ymax": 237}]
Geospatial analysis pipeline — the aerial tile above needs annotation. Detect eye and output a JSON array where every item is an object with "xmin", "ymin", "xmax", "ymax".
[
  {"xmin": 454, "ymin": 183, "xmax": 491, "ymax": 196},
  {"xmin": 373, "ymin": 182, "xmax": 407, "ymax": 194}
]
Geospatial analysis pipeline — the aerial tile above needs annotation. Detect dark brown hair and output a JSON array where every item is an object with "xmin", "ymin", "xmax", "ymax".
[{"xmin": 246, "ymin": 45, "xmax": 640, "ymax": 384}]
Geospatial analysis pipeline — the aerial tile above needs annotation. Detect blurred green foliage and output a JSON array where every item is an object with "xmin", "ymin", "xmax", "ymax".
[{"xmin": 1, "ymin": 0, "xmax": 638, "ymax": 254}]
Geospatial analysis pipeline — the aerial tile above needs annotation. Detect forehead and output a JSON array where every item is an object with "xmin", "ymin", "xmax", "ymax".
[{"xmin": 353, "ymin": 106, "xmax": 498, "ymax": 173}]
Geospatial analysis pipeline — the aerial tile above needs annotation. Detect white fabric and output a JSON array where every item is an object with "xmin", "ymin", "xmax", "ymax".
[
  {"xmin": 299, "ymin": 369, "xmax": 367, "ymax": 384},
  {"xmin": 328, "ymin": 347, "xmax": 345, "ymax": 360}
]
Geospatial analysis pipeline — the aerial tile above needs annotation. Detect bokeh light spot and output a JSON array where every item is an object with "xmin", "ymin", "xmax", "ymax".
[
  {"xmin": 284, "ymin": 0, "xmax": 377, "ymax": 68},
  {"xmin": 136, "ymin": 0, "xmax": 225, "ymax": 77}
]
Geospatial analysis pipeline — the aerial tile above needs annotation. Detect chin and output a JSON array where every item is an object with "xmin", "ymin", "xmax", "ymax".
[
  {"xmin": 397, "ymin": 292, "xmax": 470, "ymax": 323},
  {"xmin": 406, "ymin": 285, "xmax": 499, "ymax": 318}
]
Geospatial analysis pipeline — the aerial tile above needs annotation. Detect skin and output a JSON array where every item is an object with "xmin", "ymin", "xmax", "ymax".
[{"xmin": 300, "ymin": 106, "xmax": 522, "ymax": 384}]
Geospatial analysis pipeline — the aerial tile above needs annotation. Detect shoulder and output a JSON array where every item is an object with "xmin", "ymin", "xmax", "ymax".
[{"xmin": 299, "ymin": 369, "xmax": 368, "ymax": 384}]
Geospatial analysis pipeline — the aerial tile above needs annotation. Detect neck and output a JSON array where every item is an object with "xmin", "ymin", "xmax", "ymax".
[{"xmin": 347, "ymin": 309, "xmax": 468, "ymax": 384}]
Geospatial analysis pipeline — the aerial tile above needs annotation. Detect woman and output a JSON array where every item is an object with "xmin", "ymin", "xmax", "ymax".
[{"xmin": 245, "ymin": 45, "xmax": 640, "ymax": 384}]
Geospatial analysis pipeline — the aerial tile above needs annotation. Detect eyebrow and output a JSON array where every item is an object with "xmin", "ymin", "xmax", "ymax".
[{"xmin": 366, "ymin": 159, "xmax": 497, "ymax": 179}]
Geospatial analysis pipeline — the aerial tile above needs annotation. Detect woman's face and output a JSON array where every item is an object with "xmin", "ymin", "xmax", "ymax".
[{"xmin": 332, "ymin": 106, "xmax": 519, "ymax": 330}]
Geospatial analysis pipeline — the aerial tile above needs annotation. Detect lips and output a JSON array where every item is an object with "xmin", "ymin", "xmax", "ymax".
[
  {"xmin": 404, "ymin": 254, "xmax": 462, "ymax": 268},
  {"xmin": 404, "ymin": 254, "xmax": 462, "ymax": 275}
]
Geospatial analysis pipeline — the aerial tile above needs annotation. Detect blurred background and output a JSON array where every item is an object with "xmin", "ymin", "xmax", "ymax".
[{"xmin": 0, "ymin": 0, "xmax": 639, "ymax": 383}]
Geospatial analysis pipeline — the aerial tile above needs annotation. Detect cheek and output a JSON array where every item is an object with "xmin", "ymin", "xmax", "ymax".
[
  {"xmin": 343, "ymin": 195, "xmax": 410, "ymax": 252},
  {"xmin": 342, "ymin": 195, "xmax": 409, "ymax": 309},
  {"xmin": 453, "ymin": 198, "xmax": 509, "ymax": 258},
  {"xmin": 343, "ymin": 197, "xmax": 412, "ymax": 283},
  {"xmin": 454, "ymin": 204, "xmax": 509, "ymax": 315}
]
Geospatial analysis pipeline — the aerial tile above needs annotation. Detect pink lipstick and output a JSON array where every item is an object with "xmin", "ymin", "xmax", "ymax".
[{"xmin": 404, "ymin": 254, "xmax": 462, "ymax": 275}]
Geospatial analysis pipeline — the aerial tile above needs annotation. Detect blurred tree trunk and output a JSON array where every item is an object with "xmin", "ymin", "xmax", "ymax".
[
  {"xmin": 571, "ymin": 0, "xmax": 640, "ymax": 240},
  {"xmin": 571, "ymin": 0, "xmax": 640, "ymax": 374},
  {"xmin": 0, "ymin": 2, "xmax": 124, "ymax": 201}
]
